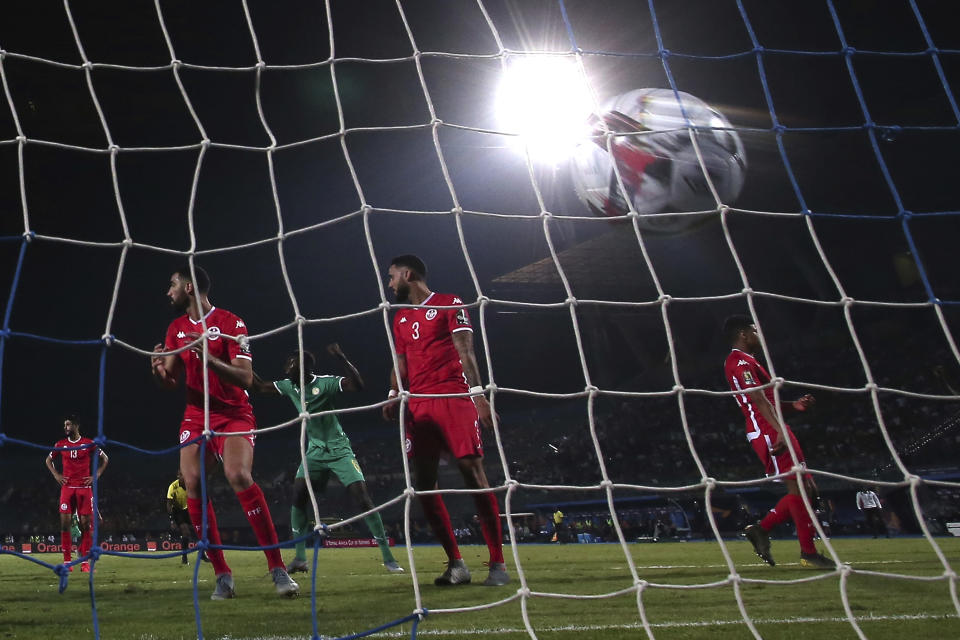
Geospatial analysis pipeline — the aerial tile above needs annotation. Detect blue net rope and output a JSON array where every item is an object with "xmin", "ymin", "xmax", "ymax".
[{"xmin": 1, "ymin": 1, "xmax": 959, "ymax": 638}]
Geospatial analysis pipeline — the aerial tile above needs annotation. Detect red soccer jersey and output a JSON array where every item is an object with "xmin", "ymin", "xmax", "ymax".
[
  {"xmin": 49, "ymin": 437, "xmax": 99, "ymax": 488},
  {"xmin": 164, "ymin": 306, "xmax": 254, "ymax": 416},
  {"xmin": 392, "ymin": 292, "xmax": 472, "ymax": 394},
  {"xmin": 725, "ymin": 349, "xmax": 777, "ymax": 439}
]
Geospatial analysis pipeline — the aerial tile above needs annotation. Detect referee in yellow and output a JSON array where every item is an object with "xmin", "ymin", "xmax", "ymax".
[{"xmin": 166, "ymin": 470, "xmax": 205, "ymax": 564}]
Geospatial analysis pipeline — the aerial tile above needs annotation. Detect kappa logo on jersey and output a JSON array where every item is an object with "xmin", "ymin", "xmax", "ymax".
[
  {"xmin": 425, "ymin": 309, "xmax": 438, "ymax": 320},
  {"xmin": 207, "ymin": 326, "xmax": 221, "ymax": 341},
  {"xmin": 737, "ymin": 360, "xmax": 749, "ymax": 366},
  {"xmin": 177, "ymin": 331, "xmax": 186, "ymax": 339},
  {"xmin": 742, "ymin": 371, "xmax": 755, "ymax": 385},
  {"xmin": 452, "ymin": 297, "xmax": 462, "ymax": 304},
  {"xmin": 399, "ymin": 316, "xmax": 407, "ymax": 323},
  {"xmin": 236, "ymin": 320, "xmax": 244, "ymax": 328}
]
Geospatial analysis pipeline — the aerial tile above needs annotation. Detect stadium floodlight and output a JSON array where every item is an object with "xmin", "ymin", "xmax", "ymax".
[{"xmin": 495, "ymin": 54, "xmax": 594, "ymax": 163}]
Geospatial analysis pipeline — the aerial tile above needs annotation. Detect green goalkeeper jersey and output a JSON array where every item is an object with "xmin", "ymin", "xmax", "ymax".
[{"xmin": 273, "ymin": 375, "xmax": 354, "ymax": 461}]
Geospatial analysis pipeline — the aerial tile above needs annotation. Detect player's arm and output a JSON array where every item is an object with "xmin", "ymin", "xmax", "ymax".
[
  {"xmin": 95, "ymin": 449, "xmax": 109, "ymax": 480},
  {"xmin": 152, "ymin": 342, "xmax": 183, "ymax": 390},
  {"xmin": 45, "ymin": 453, "xmax": 66, "ymax": 486},
  {"xmin": 784, "ymin": 393, "xmax": 815, "ymax": 414},
  {"xmin": 205, "ymin": 355, "xmax": 253, "ymax": 389},
  {"xmin": 452, "ymin": 330, "xmax": 497, "ymax": 430},
  {"xmin": 746, "ymin": 389, "xmax": 790, "ymax": 454},
  {"xmin": 249, "ymin": 372, "xmax": 281, "ymax": 395},
  {"xmin": 327, "ymin": 343, "xmax": 364, "ymax": 392},
  {"xmin": 382, "ymin": 355, "xmax": 407, "ymax": 422}
]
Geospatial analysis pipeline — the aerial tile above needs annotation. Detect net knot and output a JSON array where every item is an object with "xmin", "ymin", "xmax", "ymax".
[
  {"xmin": 862, "ymin": 120, "xmax": 875, "ymax": 130},
  {"xmin": 89, "ymin": 546, "xmax": 103, "ymax": 560},
  {"xmin": 540, "ymin": 210, "xmax": 553, "ymax": 218},
  {"xmin": 256, "ymin": 61, "xmax": 266, "ymax": 69},
  {"xmin": 840, "ymin": 296, "xmax": 854, "ymax": 307},
  {"xmin": 752, "ymin": 45, "xmax": 765, "ymax": 54},
  {"xmin": 658, "ymin": 294, "xmax": 672, "ymax": 304},
  {"xmin": 672, "ymin": 384, "xmax": 684, "ymax": 393},
  {"xmin": 23, "ymin": 230, "xmax": 36, "ymax": 242},
  {"xmin": 864, "ymin": 382, "xmax": 878, "ymax": 392},
  {"xmin": 773, "ymin": 376, "xmax": 785, "ymax": 387},
  {"xmin": 102, "ymin": 333, "xmax": 114, "ymax": 346},
  {"xmin": 477, "ymin": 294, "xmax": 491, "ymax": 304},
  {"xmin": 728, "ymin": 573, "xmax": 741, "ymax": 584},
  {"xmin": 907, "ymin": 474, "xmax": 921, "ymax": 486},
  {"xmin": 403, "ymin": 487, "xmax": 416, "ymax": 498},
  {"xmin": 841, "ymin": 46, "xmax": 856, "ymax": 56},
  {"xmin": 925, "ymin": 46, "xmax": 938, "ymax": 56},
  {"xmin": 636, "ymin": 578, "xmax": 649, "ymax": 591},
  {"xmin": 504, "ymin": 478, "xmax": 519, "ymax": 488},
  {"xmin": 298, "ymin": 411, "xmax": 310, "ymax": 421},
  {"xmin": 518, "ymin": 587, "xmax": 532, "ymax": 598},
  {"xmin": 295, "ymin": 314, "xmax": 306, "ymax": 326},
  {"xmin": 585, "ymin": 384, "xmax": 599, "ymax": 396},
  {"xmin": 943, "ymin": 569, "xmax": 957, "ymax": 580},
  {"xmin": 702, "ymin": 477, "xmax": 717, "ymax": 489},
  {"xmin": 565, "ymin": 296, "xmax": 578, "ymax": 307},
  {"xmin": 171, "ymin": 59, "xmax": 182, "ymax": 69},
  {"xmin": 55, "ymin": 564, "xmax": 70, "ymax": 593},
  {"xmin": 741, "ymin": 286, "xmax": 754, "ymax": 295},
  {"xmin": 202, "ymin": 429, "xmax": 213, "ymax": 439},
  {"xmin": 93, "ymin": 436, "xmax": 107, "ymax": 446},
  {"xmin": 599, "ymin": 479, "xmax": 613, "ymax": 489},
  {"xmin": 201, "ymin": 138, "xmax": 211, "ymax": 148},
  {"xmin": 899, "ymin": 209, "xmax": 913, "ymax": 220},
  {"xmin": 82, "ymin": 60, "xmax": 94, "ymax": 70},
  {"xmin": 16, "ymin": 135, "xmax": 26, "ymax": 144},
  {"xmin": 773, "ymin": 124, "xmax": 786, "ymax": 134},
  {"xmin": 485, "ymin": 382, "xmax": 498, "ymax": 393},
  {"xmin": 658, "ymin": 49, "xmax": 671, "ymax": 59}
]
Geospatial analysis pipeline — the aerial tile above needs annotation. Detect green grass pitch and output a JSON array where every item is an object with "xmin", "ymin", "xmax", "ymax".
[{"xmin": 1, "ymin": 537, "xmax": 957, "ymax": 639}]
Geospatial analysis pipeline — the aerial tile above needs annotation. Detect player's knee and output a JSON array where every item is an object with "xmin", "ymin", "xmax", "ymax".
[{"xmin": 224, "ymin": 467, "xmax": 253, "ymax": 491}]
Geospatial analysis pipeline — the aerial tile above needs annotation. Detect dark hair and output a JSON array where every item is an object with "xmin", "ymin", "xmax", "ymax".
[
  {"xmin": 391, "ymin": 254, "xmax": 427, "ymax": 280},
  {"xmin": 723, "ymin": 314, "xmax": 754, "ymax": 345},
  {"xmin": 63, "ymin": 414, "xmax": 81, "ymax": 426},
  {"xmin": 174, "ymin": 264, "xmax": 211, "ymax": 294},
  {"xmin": 287, "ymin": 350, "xmax": 316, "ymax": 374}
]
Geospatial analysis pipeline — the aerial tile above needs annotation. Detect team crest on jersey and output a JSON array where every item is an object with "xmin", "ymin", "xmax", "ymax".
[
  {"xmin": 207, "ymin": 326, "xmax": 221, "ymax": 341},
  {"xmin": 312, "ymin": 387, "xmax": 320, "ymax": 395},
  {"xmin": 456, "ymin": 309, "xmax": 469, "ymax": 325},
  {"xmin": 425, "ymin": 309, "xmax": 437, "ymax": 320},
  {"xmin": 742, "ymin": 371, "xmax": 755, "ymax": 385}
]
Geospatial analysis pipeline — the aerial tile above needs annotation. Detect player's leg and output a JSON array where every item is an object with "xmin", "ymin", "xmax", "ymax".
[
  {"xmin": 345, "ymin": 479, "xmax": 401, "ymax": 571},
  {"xmin": 180, "ymin": 441, "xmax": 231, "ymax": 578},
  {"xmin": 74, "ymin": 489, "xmax": 95, "ymax": 572},
  {"xmin": 288, "ymin": 468, "xmax": 328, "ymax": 572},
  {"xmin": 58, "ymin": 506, "xmax": 72, "ymax": 565},
  {"xmin": 456, "ymin": 456, "xmax": 508, "ymax": 586}
]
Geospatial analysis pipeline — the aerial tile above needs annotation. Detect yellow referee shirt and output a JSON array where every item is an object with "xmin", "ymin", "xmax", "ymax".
[{"xmin": 166, "ymin": 479, "xmax": 187, "ymax": 511}]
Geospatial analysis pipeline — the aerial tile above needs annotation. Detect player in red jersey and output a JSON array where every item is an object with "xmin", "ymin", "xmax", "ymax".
[
  {"xmin": 382, "ymin": 255, "xmax": 509, "ymax": 587},
  {"xmin": 151, "ymin": 265, "xmax": 298, "ymax": 599},
  {"xmin": 722, "ymin": 315, "xmax": 833, "ymax": 569},
  {"xmin": 45, "ymin": 415, "xmax": 109, "ymax": 572}
]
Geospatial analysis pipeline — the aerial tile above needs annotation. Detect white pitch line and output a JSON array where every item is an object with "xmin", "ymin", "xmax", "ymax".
[{"xmin": 202, "ymin": 612, "xmax": 959, "ymax": 639}]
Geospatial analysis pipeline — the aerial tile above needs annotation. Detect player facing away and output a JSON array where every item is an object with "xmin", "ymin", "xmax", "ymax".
[
  {"xmin": 722, "ymin": 315, "xmax": 833, "ymax": 569},
  {"xmin": 150, "ymin": 265, "xmax": 299, "ymax": 599},
  {"xmin": 45, "ymin": 415, "xmax": 109, "ymax": 573},
  {"xmin": 249, "ymin": 344, "xmax": 403, "ymax": 574},
  {"xmin": 383, "ymin": 255, "xmax": 509, "ymax": 587}
]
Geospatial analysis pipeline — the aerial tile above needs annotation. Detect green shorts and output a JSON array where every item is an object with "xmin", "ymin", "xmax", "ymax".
[{"xmin": 295, "ymin": 452, "xmax": 365, "ymax": 489}]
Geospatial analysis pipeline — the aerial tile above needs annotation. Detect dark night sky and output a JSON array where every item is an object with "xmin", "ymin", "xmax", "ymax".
[{"xmin": 0, "ymin": 0, "xmax": 958, "ymax": 468}]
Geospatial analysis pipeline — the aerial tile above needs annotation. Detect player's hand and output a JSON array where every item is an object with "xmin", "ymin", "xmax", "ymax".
[
  {"xmin": 472, "ymin": 395, "xmax": 499, "ymax": 431},
  {"xmin": 56, "ymin": 473, "xmax": 67, "ymax": 486},
  {"xmin": 791, "ymin": 394, "xmax": 815, "ymax": 412},
  {"xmin": 382, "ymin": 397, "xmax": 399, "ymax": 422},
  {"xmin": 151, "ymin": 344, "xmax": 166, "ymax": 373},
  {"xmin": 82, "ymin": 476, "xmax": 94, "ymax": 487},
  {"xmin": 184, "ymin": 332, "xmax": 204, "ymax": 354},
  {"xmin": 326, "ymin": 343, "xmax": 344, "ymax": 358},
  {"xmin": 769, "ymin": 437, "xmax": 787, "ymax": 455}
]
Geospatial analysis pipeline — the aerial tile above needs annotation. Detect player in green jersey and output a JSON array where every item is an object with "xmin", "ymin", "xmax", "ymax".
[{"xmin": 250, "ymin": 343, "xmax": 403, "ymax": 574}]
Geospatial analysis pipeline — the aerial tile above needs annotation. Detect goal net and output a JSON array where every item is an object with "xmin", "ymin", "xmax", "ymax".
[{"xmin": 0, "ymin": 0, "xmax": 958, "ymax": 638}]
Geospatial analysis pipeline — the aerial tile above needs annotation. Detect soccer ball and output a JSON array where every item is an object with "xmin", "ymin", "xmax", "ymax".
[{"xmin": 570, "ymin": 88, "xmax": 746, "ymax": 232}]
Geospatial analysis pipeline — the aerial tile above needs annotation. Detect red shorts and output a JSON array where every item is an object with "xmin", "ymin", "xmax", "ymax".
[
  {"xmin": 59, "ymin": 486, "xmax": 93, "ymax": 516},
  {"xmin": 405, "ymin": 397, "xmax": 482, "ymax": 459},
  {"xmin": 749, "ymin": 425, "xmax": 805, "ymax": 477},
  {"xmin": 179, "ymin": 412, "xmax": 256, "ymax": 460}
]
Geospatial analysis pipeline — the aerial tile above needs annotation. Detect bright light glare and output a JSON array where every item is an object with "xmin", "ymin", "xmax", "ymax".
[{"xmin": 496, "ymin": 56, "xmax": 594, "ymax": 163}]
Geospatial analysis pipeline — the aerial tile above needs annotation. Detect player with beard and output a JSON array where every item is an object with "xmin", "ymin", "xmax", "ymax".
[
  {"xmin": 151, "ymin": 265, "xmax": 299, "ymax": 599},
  {"xmin": 383, "ymin": 254, "xmax": 508, "ymax": 587},
  {"xmin": 45, "ymin": 415, "xmax": 108, "ymax": 573},
  {"xmin": 723, "ymin": 315, "xmax": 833, "ymax": 569}
]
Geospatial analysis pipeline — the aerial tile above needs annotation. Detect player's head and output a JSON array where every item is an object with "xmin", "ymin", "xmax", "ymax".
[
  {"xmin": 388, "ymin": 254, "xmax": 427, "ymax": 303},
  {"xmin": 63, "ymin": 414, "xmax": 80, "ymax": 437},
  {"xmin": 283, "ymin": 350, "xmax": 316, "ymax": 381},
  {"xmin": 168, "ymin": 265, "xmax": 211, "ymax": 311},
  {"xmin": 723, "ymin": 314, "xmax": 759, "ymax": 351}
]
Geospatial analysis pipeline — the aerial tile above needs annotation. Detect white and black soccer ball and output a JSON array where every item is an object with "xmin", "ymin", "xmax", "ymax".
[{"xmin": 570, "ymin": 88, "xmax": 746, "ymax": 232}]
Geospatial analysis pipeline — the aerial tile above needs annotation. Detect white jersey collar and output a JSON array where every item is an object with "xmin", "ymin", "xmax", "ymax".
[{"xmin": 188, "ymin": 306, "xmax": 217, "ymax": 325}]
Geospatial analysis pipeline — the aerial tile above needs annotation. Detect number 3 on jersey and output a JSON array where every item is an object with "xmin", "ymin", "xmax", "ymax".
[{"xmin": 411, "ymin": 321, "xmax": 420, "ymax": 340}]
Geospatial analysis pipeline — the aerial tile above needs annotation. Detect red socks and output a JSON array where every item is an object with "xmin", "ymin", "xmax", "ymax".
[
  {"xmin": 760, "ymin": 494, "xmax": 817, "ymax": 555},
  {"xmin": 473, "ymin": 492, "xmax": 505, "ymax": 564},
  {"xmin": 419, "ymin": 494, "xmax": 461, "ymax": 561},
  {"xmin": 760, "ymin": 494, "xmax": 794, "ymax": 530},
  {"xmin": 785, "ymin": 494, "xmax": 817, "ymax": 554},
  {"xmin": 235, "ymin": 484, "xmax": 284, "ymax": 570},
  {"xmin": 187, "ymin": 497, "xmax": 230, "ymax": 574},
  {"xmin": 61, "ymin": 531, "xmax": 72, "ymax": 563}
]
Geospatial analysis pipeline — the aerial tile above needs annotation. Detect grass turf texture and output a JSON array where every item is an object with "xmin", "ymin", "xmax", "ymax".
[{"xmin": 0, "ymin": 538, "xmax": 957, "ymax": 639}]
